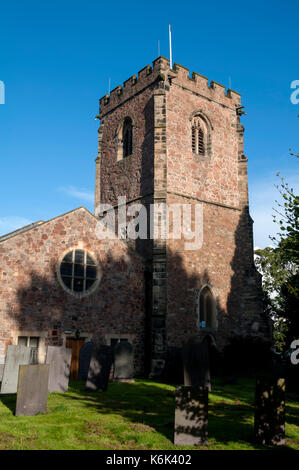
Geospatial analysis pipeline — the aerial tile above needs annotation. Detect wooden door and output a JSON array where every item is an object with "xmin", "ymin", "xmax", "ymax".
[{"xmin": 66, "ymin": 338, "xmax": 85, "ymax": 380}]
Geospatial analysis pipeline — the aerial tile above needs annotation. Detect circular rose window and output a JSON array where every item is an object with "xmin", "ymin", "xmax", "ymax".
[{"xmin": 59, "ymin": 249, "xmax": 98, "ymax": 295}]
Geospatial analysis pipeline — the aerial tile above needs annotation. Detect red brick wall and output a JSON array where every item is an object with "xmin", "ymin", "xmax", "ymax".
[
  {"xmin": 166, "ymin": 196, "xmax": 267, "ymax": 351},
  {"xmin": 166, "ymin": 76, "xmax": 239, "ymax": 208},
  {"xmin": 95, "ymin": 57, "xmax": 170, "ymax": 211},
  {"xmin": 165, "ymin": 64, "xmax": 269, "ymax": 350},
  {"xmin": 97, "ymin": 83, "xmax": 155, "ymax": 208},
  {"xmin": 0, "ymin": 208, "xmax": 145, "ymax": 374},
  {"xmin": 95, "ymin": 58, "xmax": 271, "ymax": 374}
]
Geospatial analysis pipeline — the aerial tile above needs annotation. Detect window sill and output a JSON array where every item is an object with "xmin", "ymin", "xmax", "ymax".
[
  {"xmin": 197, "ymin": 325, "xmax": 217, "ymax": 332},
  {"xmin": 116, "ymin": 154, "xmax": 133, "ymax": 163}
]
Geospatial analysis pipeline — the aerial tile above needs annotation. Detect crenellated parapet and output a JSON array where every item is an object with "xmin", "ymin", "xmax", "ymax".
[
  {"xmin": 99, "ymin": 57, "xmax": 170, "ymax": 116},
  {"xmin": 171, "ymin": 62, "xmax": 241, "ymax": 108},
  {"xmin": 99, "ymin": 57, "xmax": 241, "ymax": 117}
]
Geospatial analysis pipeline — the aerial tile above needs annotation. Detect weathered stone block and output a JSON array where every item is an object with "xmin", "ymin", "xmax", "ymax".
[
  {"xmin": 183, "ymin": 337, "xmax": 211, "ymax": 391},
  {"xmin": 164, "ymin": 346, "xmax": 183, "ymax": 384},
  {"xmin": 114, "ymin": 340, "xmax": 134, "ymax": 381},
  {"xmin": 15, "ymin": 364, "xmax": 50, "ymax": 416},
  {"xmin": 0, "ymin": 345, "xmax": 31, "ymax": 394},
  {"xmin": 86, "ymin": 344, "xmax": 113, "ymax": 392},
  {"xmin": 174, "ymin": 386, "xmax": 208, "ymax": 446},
  {"xmin": 254, "ymin": 377, "xmax": 286, "ymax": 446},
  {"xmin": 78, "ymin": 341, "xmax": 93, "ymax": 382},
  {"xmin": 46, "ymin": 346, "xmax": 72, "ymax": 393},
  {"xmin": 0, "ymin": 364, "xmax": 4, "ymax": 383}
]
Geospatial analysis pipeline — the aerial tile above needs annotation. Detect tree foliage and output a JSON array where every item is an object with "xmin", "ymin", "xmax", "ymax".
[{"xmin": 255, "ymin": 151, "xmax": 299, "ymax": 351}]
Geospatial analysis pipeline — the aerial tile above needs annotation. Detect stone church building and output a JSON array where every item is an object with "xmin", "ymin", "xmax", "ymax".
[{"xmin": 0, "ymin": 57, "xmax": 271, "ymax": 378}]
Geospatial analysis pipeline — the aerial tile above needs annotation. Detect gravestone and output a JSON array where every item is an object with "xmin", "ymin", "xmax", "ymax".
[
  {"xmin": 46, "ymin": 346, "xmax": 72, "ymax": 393},
  {"xmin": 182, "ymin": 337, "xmax": 211, "ymax": 391},
  {"xmin": 15, "ymin": 364, "xmax": 50, "ymax": 416},
  {"xmin": 164, "ymin": 347, "xmax": 184, "ymax": 384},
  {"xmin": 114, "ymin": 340, "xmax": 134, "ymax": 381},
  {"xmin": 254, "ymin": 377, "xmax": 286, "ymax": 446},
  {"xmin": 86, "ymin": 344, "xmax": 113, "ymax": 392},
  {"xmin": 78, "ymin": 341, "xmax": 93, "ymax": 381},
  {"xmin": 0, "ymin": 364, "xmax": 4, "ymax": 383},
  {"xmin": 174, "ymin": 386, "xmax": 208, "ymax": 446},
  {"xmin": 285, "ymin": 360, "xmax": 299, "ymax": 393},
  {"xmin": 0, "ymin": 345, "xmax": 31, "ymax": 394}
]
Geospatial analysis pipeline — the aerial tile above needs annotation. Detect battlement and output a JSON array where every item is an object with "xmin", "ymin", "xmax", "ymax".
[
  {"xmin": 99, "ymin": 56, "xmax": 170, "ymax": 116},
  {"xmin": 171, "ymin": 62, "xmax": 241, "ymax": 106},
  {"xmin": 99, "ymin": 57, "xmax": 241, "ymax": 116}
]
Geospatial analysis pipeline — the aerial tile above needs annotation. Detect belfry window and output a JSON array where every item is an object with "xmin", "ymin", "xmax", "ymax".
[
  {"xmin": 191, "ymin": 118, "xmax": 206, "ymax": 155},
  {"xmin": 199, "ymin": 286, "xmax": 215, "ymax": 329},
  {"xmin": 123, "ymin": 117, "xmax": 133, "ymax": 158},
  {"xmin": 117, "ymin": 117, "xmax": 133, "ymax": 161},
  {"xmin": 59, "ymin": 249, "xmax": 98, "ymax": 295}
]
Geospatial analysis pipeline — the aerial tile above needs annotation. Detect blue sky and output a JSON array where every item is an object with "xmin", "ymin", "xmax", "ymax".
[{"xmin": 0, "ymin": 0, "xmax": 298, "ymax": 248}]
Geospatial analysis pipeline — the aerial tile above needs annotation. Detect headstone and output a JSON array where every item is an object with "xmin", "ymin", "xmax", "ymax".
[
  {"xmin": 46, "ymin": 346, "xmax": 72, "ymax": 393},
  {"xmin": 0, "ymin": 345, "xmax": 31, "ymax": 394},
  {"xmin": 285, "ymin": 360, "xmax": 299, "ymax": 393},
  {"xmin": 15, "ymin": 364, "xmax": 50, "ymax": 416},
  {"xmin": 0, "ymin": 364, "xmax": 4, "ymax": 383},
  {"xmin": 164, "ymin": 347, "xmax": 184, "ymax": 384},
  {"xmin": 174, "ymin": 386, "xmax": 208, "ymax": 446},
  {"xmin": 114, "ymin": 340, "xmax": 134, "ymax": 381},
  {"xmin": 86, "ymin": 344, "xmax": 113, "ymax": 392},
  {"xmin": 254, "ymin": 377, "xmax": 286, "ymax": 446},
  {"xmin": 183, "ymin": 337, "xmax": 211, "ymax": 391},
  {"xmin": 78, "ymin": 341, "xmax": 93, "ymax": 381}
]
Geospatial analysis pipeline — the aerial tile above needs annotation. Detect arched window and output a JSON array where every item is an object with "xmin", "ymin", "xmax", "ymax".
[
  {"xmin": 123, "ymin": 117, "xmax": 133, "ymax": 158},
  {"xmin": 117, "ymin": 117, "xmax": 133, "ymax": 161},
  {"xmin": 191, "ymin": 117, "xmax": 206, "ymax": 155},
  {"xmin": 190, "ymin": 111, "xmax": 213, "ymax": 157},
  {"xmin": 199, "ymin": 286, "xmax": 216, "ymax": 329}
]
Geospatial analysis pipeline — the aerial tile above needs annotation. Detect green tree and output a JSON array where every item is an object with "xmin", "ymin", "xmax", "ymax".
[
  {"xmin": 254, "ymin": 246, "xmax": 289, "ymax": 351},
  {"xmin": 255, "ymin": 151, "xmax": 299, "ymax": 351}
]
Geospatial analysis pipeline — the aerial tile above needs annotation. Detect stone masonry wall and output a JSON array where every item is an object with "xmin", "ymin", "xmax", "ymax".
[
  {"xmin": 0, "ymin": 208, "xmax": 145, "ymax": 375},
  {"xmin": 165, "ymin": 196, "xmax": 267, "ymax": 351},
  {"xmin": 95, "ymin": 57, "xmax": 271, "ymax": 375},
  {"xmin": 165, "ymin": 62, "xmax": 270, "ymax": 352}
]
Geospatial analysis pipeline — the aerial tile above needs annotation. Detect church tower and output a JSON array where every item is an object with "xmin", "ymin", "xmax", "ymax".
[{"xmin": 95, "ymin": 57, "xmax": 271, "ymax": 377}]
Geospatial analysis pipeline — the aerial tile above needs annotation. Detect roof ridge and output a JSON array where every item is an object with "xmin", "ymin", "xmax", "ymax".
[
  {"xmin": 0, "ymin": 220, "xmax": 45, "ymax": 242},
  {"xmin": 0, "ymin": 207, "xmax": 97, "ymax": 243}
]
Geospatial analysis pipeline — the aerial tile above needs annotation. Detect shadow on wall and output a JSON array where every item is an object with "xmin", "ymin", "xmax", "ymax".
[
  {"xmin": 224, "ymin": 206, "xmax": 273, "ymax": 377},
  {"xmin": 3, "ymin": 206, "xmax": 273, "ymax": 380},
  {"xmin": 163, "ymin": 208, "xmax": 273, "ymax": 382},
  {"xmin": 3, "ymin": 246, "xmax": 145, "ymax": 371}
]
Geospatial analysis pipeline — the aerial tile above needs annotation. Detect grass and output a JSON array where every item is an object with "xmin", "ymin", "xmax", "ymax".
[{"xmin": 0, "ymin": 377, "xmax": 298, "ymax": 450}]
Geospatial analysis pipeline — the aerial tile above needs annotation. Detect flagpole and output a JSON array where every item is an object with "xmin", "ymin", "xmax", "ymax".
[{"xmin": 169, "ymin": 24, "xmax": 172, "ymax": 69}]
